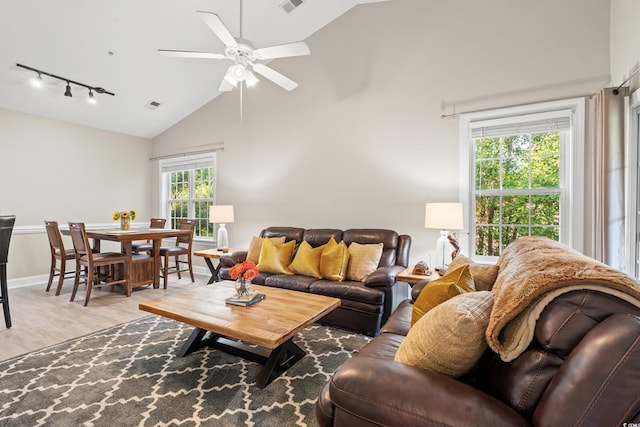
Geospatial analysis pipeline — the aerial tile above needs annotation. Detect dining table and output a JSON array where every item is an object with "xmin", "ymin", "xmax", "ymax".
[{"xmin": 61, "ymin": 227, "xmax": 191, "ymax": 294}]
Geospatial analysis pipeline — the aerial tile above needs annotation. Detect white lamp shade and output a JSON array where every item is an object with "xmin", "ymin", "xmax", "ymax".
[
  {"xmin": 209, "ymin": 205, "xmax": 235, "ymax": 223},
  {"xmin": 424, "ymin": 203, "xmax": 463, "ymax": 230}
]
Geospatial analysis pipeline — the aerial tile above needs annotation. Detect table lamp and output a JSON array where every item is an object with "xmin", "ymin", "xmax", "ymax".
[
  {"xmin": 424, "ymin": 202, "xmax": 463, "ymax": 271},
  {"xmin": 209, "ymin": 205, "xmax": 234, "ymax": 252}
]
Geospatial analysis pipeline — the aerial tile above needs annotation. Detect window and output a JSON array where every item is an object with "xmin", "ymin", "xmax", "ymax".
[
  {"xmin": 159, "ymin": 153, "xmax": 215, "ymax": 240},
  {"xmin": 459, "ymin": 98, "xmax": 584, "ymax": 261}
]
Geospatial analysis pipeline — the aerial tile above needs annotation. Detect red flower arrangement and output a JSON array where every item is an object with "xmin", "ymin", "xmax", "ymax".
[{"xmin": 229, "ymin": 260, "xmax": 259, "ymax": 282}]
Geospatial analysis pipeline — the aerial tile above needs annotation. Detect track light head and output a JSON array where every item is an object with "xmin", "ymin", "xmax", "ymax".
[
  {"xmin": 32, "ymin": 73, "xmax": 43, "ymax": 88},
  {"xmin": 64, "ymin": 82, "xmax": 72, "ymax": 97},
  {"xmin": 88, "ymin": 89, "xmax": 96, "ymax": 104}
]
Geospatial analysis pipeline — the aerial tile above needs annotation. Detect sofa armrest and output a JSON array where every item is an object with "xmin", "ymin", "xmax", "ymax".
[
  {"xmin": 219, "ymin": 251, "xmax": 247, "ymax": 267},
  {"xmin": 364, "ymin": 265, "xmax": 404, "ymax": 287},
  {"xmin": 329, "ymin": 356, "xmax": 528, "ymax": 427}
]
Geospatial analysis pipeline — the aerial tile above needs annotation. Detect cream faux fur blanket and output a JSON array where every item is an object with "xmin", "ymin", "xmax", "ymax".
[{"xmin": 487, "ymin": 237, "xmax": 640, "ymax": 362}]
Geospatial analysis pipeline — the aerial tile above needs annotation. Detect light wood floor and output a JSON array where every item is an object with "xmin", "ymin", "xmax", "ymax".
[{"xmin": 0, "ymin": 273, "xmax": 210, "ymax": 361}]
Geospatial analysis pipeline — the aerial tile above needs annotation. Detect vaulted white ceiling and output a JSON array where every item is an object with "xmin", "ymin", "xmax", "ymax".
[{"xmin": 0, "ymin": 0, "xmax": 387, "ymax": 138}]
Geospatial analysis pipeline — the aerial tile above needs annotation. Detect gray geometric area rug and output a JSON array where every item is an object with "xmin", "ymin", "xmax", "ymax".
[{"xmin": 0, "ymin": 316, "xmax": 370, "ymax": 427}]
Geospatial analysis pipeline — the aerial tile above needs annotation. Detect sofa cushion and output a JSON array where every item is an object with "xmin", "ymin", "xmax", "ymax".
[
  {"xmin": 310, "ymin": 280, "xmax": 385, "ymax": 305},
  {"xmin": 411, "ymin": 265, "xmax": 475, "ymax": 326},
  {"xmin": 264, "ymin": 274, "xmax": 317, "ymax": 292},
  {"xmin": 343, "ymin": 229, "xmax": 399, "ymax": 267},
  {"xmin": 320, "ymin": 238, "xmax": 350, "ymax": 281},
  {"xmin": 448, "ymin": 254, "xmax": 498, "ymax": 291},
  {"xmin": 346, "ymin": 242, "xmax": 384, "ymax": 282},
  {"xmin": 289, "ymin": 240, "xmax": 325, "ymax": 278},
  {"xmin": 247, "ymin": 236, "xmax": 285, "ymax": 263},
  {"xmin": 395, "ymin": 291, "xmax": 494, "ymax": 377},
  {"xmin": 257, "ymin": 238, "xmax": 295, "ymax": 275}
]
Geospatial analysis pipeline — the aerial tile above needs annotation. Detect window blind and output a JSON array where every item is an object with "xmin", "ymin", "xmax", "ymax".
[
  {"xmin": 160, "ymin": 154, "xmax": 214, "ymax": 173},
  {"xmin": 470, "ymin": 109, "xmax": 572, "ymax": 139}
]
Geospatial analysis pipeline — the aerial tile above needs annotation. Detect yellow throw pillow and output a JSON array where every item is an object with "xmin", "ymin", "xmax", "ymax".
[
  {"xmin": 247, "ymin": 236, "xmax": 285, "ymax": 263},
  {"xmin": 257, "ymin": 238, "xmax": 296, "ymax": 275},
  {"xmin": 448, "ymin": 255, "xmax": 498, "ymax": 291},
  {"xmin": 411, "ymin": 265, "xmax": 475, "ymax": 326},
  {"xmin": 395, "ymin": 291, "xmax": 494, "ymax": 378},
  {"xmin": 346, "ymin": 242, "xmax": 384, "ymax": 282},
  {"xmin": 320, "ymin": 238, "xmax": 350, "ymax": 281},
  {"xmin": 289, "ymin": 240, "xmax": 325, "ymax": 278}
]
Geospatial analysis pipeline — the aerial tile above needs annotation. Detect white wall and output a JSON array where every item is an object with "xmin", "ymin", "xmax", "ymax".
[
  {"xmin": 152, "ymin": 0, "xmax": 610, "ymax": 263},
  {"xmin": 0, "ymin": 108, "xmax": 152, "ymax": 283},
  {"xmin": 610, "ymin": 0, "xmax": 640, "ymax": 88}
]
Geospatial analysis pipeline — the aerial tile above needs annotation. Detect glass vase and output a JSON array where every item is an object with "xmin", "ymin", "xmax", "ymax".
[
  {"xmin": 120, "ymin": 217, "xmax": 130, "ymax": 230},
  {"xmin": 235, "ymin": 277, "xmax": 251, "ymax": 297}
]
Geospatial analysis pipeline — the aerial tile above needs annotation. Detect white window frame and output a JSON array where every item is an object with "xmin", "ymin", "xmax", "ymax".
[
  {"xmin": 459, "ymin": 98, "xmax": 585, "ymax": 262},
  {"xmin": 626, "ymin": 89, "xmax": 640, "ymax": 277},
  {"xmin": 158, "ymin": 153, "xmax": 216, "ymax": 243}
]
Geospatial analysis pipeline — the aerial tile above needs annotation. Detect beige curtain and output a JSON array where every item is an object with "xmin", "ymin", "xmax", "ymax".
[{"xmin": 593, "ymin": 87, "xmax": 627, "ymax": 269}]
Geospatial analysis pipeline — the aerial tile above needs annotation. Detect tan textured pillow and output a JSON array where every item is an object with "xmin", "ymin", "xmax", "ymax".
[
  {"xmin": 320, "ymin": 238, "xmax": 350, "ymax": 281},
  {"xmin": 289, "ymin": 240, "xmax": 325, "ymax": 278},
  {"xmin": 247, "ymin": 236, "xmax": 285, "ymax": 263},
  {"xmin": 346, "ymin": 242, "xmax": 384, "ymax": 282},
  {"xmin": 448, "ymin": 255, "xmax": 498, "ymax": 291},
  {"xmin": 395, "ymin": 291, "xmax": 494, "ymax": 377},
  {"xmin": 257, "ymin": 238, "xmax": 295, "ymax": 275},
  {"xmin": 411, "ymin": 265, "xmax": 475, "ymax": 326}
]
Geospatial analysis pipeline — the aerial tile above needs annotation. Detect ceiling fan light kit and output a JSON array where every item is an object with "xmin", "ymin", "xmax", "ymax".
[{"xmin": 159, "ymin": 6, "xmax": 310, "ymax": 93}]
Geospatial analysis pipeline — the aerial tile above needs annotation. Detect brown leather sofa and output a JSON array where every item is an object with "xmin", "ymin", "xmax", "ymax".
[
  {"xmin": 316, "ymin": 241, "xmax": 640, "ymax": 426},
  {"xmin": 219, "ymin": 227, "xmax": 411, "ymax": 336}
]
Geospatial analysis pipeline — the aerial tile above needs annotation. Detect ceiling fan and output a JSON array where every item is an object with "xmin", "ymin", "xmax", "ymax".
[{"xmin": 158, "ymin": 5, "xmax": 310, "ymax": 92}]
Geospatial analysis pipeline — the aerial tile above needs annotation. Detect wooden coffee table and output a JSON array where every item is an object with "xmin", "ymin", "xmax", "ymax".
[{"xmin": 139, "ymin": 281, "xmax": 340, "ymax": 388}]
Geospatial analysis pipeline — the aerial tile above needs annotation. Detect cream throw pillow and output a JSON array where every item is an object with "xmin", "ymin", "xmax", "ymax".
[
  {"xmin": 289, "ymin": 240, "xmax": 325, "ymax": 278},
  {"xmin": 448, "ymin": 255, "xmax": 498, "ymax": 291},
  {"xmin": 346, "ymin": 242, "xmax": 384, "ymax": 282},
  {"xmin": 247, "ymin": 236, "xmax": 285, "ymax": 263},
  {"xmin": 395, "ymin": 291, "xmax": 494, "ymax": 377},
  {"xmin": 257, "ymin": 238, "xmax": 295, "ymax": 275}
]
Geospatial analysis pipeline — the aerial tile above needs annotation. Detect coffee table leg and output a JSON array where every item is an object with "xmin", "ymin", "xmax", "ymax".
[
  {"xmin": 255, "ymin": 338, "xmax": 306, "ymax": 389},
  {"xmin": 177, "ymin": 327, "xmax": 208, "ymax": 357}
]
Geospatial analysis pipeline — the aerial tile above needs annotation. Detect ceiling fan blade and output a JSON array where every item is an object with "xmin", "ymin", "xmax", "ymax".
[
  {"xmin": 252, "ymin": 64, "xmax": 298, "ymax": 91},
  {"xmin": 254, "ymin": 42, "xmax": 310, "ymax": 60},
  {"xmin": 158, "ymin": 49, "xmax": 226, "ymax": 60},
  {"xmin": 196, "ymin": 11, "xmax": 238, "ymax": 48}
]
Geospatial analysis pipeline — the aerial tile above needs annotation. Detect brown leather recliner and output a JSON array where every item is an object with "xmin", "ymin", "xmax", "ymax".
[{"xmin": 316, "ymin": 280, "xmax": 640, "ymax": 426}]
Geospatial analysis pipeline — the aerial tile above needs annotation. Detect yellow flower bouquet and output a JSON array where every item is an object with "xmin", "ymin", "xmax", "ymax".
[{"xmin": 113, "ymin": 210, "xmax": 137, "ymax": 230}]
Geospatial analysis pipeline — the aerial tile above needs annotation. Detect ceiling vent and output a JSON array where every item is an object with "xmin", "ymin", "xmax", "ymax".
[
  {"xmin": 280, "ymin": 0, "xmax": 303, "ymax": 14},
  {"xmin": 144, "ymin": 101, "xmax": 162, "ymax": 110}
]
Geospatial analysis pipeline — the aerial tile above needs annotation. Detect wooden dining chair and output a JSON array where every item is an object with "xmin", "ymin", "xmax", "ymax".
[
  {"xmin": 160, "ymin": 219, "xmax": 196, "ymax": 289},
  {"xmin": 44, "ymin": 220, "xmax": 77, "ymax": 296},
  {"xmin": 68, "ymin": 222, "xmax": 128, "ymax": 306},
  {"xmin": 0, "ymin": 215, "xmax": 16, "ymax": 328},
  {"xmin": 132, "ymin": 217, "xmax": 166, "ymax": 254}
]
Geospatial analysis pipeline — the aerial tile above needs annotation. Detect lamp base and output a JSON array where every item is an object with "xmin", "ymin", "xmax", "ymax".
[
  {"xmin": 217, "ymin": 223, "xmax": 229, "ymax": 252},
  {"xmin": 435, "ymin": 229, "xmax": 449, "ymax": 271}
]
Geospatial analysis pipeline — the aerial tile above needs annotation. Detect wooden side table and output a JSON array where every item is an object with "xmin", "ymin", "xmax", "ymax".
[
  {"xmin": 397, "ymin": 265, "xmax": 437, "ymax": 286},
  {"xmin": 194, "ymin": 248, "xmax": 243, "ymax": 284}
]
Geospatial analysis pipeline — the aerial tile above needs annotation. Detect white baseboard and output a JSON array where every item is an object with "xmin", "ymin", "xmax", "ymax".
[{"xmin": 9, "ymin": 266, "xmax": 212, "ymax": 290}]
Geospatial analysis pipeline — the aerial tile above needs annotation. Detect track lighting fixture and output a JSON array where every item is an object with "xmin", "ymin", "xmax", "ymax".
[{"xmin": 16, "ymin": 63, "xmax": 115, "ymax": 103}]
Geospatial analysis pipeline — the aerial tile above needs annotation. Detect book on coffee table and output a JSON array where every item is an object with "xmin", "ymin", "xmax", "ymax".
[{"xmin": 225, "ymin": 291, "xmax": 266, "ymax": 306}]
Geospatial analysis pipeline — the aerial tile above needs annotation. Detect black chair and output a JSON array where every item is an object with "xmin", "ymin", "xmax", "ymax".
[{"xmin": 0, "ymin": 215, "xmax": 16, "ymax": 328}]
